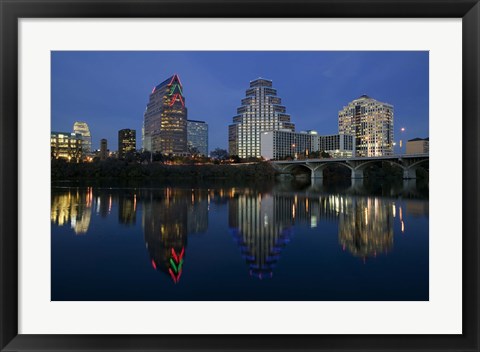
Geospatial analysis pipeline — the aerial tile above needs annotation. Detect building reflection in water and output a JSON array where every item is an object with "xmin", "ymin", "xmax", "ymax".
[
  {"xmin": 52, "ymin": 185, "xmax": 427, "ymax": 282},
  {"xmin": 51, "ymin": 187, "xmax": 93, "ymax": 235},
  {"xmin": 291, "ymin": 193, "xmax": 394, "ymax": 260},
  {"xmin": 119, "ymin": 193, "xmax": 137, "ymax": 225},
  {"xmin": 337, "ymin": 197, "xmax": 394, "ymax": 259},
  {"xmin": 228, "ymin": 189, "xmax": 294, "ymax": 279},
  {"xmin": 228, "ymin": 190, "xmax": 403, "ymax": 275},
  {"xmin": 142, "ymin": 188, "xmax": 208, "ymax": 284}
]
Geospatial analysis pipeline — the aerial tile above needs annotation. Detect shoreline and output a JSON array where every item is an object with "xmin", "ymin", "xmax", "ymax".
[{"xmin": 51, "ymin": 160, "xmax": 278, "ymax": 181}]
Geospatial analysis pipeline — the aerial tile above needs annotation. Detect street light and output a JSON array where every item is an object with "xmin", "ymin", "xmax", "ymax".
[{"xmin": 400, "ymin": 127, "xmax": 406, "ymax": 154}]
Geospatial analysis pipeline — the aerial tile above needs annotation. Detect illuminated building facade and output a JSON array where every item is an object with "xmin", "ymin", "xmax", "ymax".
[
  {"xmin": 100, "ymin": 138, "xmax": 108, "ymax": 160},
  {"xmin": 73, "ymin": 121, "xmax": 92, "ymax": 155},
  {"xmin": 318, "ymin": 134, "xmax": 355, "ymax": 158},
  {"xmin": 51, "ymin": 132, "xmax": 83, "ymax": 162},
  {"xmin": 260, "ymin": 130, "xmax": 355, "ymax": 160},
  {"xmin": 118, "ymin": 129, "xmax": 136, "ymax": 158},
  {"xmin": 187, "ymin": 120, "xmax": 208, "ymax": 156},
  {"xmin": 260, "ymin": 130, "xmax": 318, "ymax": 160},
  {"xmin": 338, "ymin": 95, "xmax": 394, "ymax": 157},
  {"xmin": 229, "ymin": 78, "xmax": 295, "ymax": 158},
  {"xmin": 143, "ymin": 74, "xmax": 188, "ymax": 155},
  {"xmin": 406, "ymin": 137, "xmax": 429, "ymax": 154}
]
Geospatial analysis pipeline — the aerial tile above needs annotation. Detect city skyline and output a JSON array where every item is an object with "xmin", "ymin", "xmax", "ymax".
[{"xmin": 51, "ymin": 51, "xmax": 429, "ymax": 152}]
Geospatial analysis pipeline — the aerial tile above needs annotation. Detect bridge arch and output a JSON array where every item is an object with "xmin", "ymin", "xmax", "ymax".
[
  {"xmin": 402, "ymin": 158, "xmax": 429, "ymax": 179},
  {"xmin": 281, "ymin": 163, "xmax": 313, "ymax": 176},
  {"xmin": 407, "ymin": 158, "xmax": 429, "ymax": 170},
  {"xmin": 352, "ymin": 159, "xmax": 405, "ymax": 172},
  {"xmin": 308, "ymin": 161, "xmax": 353, "ymax": 179}
]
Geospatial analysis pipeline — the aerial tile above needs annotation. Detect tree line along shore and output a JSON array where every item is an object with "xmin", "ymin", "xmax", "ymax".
[
  {"xmin": 51, "ymin": 158, "xmax": 427, "ymax": 182},
  {"xmin": 51, "ymin": 159, "xmax": 278, "ymax": 180}
]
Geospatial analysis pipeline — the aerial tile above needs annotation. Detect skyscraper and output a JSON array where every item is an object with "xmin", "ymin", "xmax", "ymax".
[
  {"xmin": 187, "ymin": 120, "xmax": 208, "ymax": 156},
  {"xmin": 338, "ymin": 95, "xmax": 394, "ymax": 157},
  {"xmin": 100, "ymin": 138, "xmax": 108, "ymax": 160},
  {"xmin": 143, "ymin": 74, "xmax": 188, "ymax": 155},
  {"xmin": 118, "ymin": 129, "xmax": 136, "ymax": 159},
  {"xmin": 73, "ymin": 121, "xmax": 92, "ymax": 155},
  {"xmin": 228, "ymin": 78, "xmax": 295, "ymax": 159}
]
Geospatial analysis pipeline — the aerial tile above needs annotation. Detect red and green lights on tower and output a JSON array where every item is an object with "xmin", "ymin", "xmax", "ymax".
[
  {"xmin": 167, "ymin": 75, "xmax": 185, "ymax": 108},
  {"xmin": 150, "ymin": 246, "xmax": 185, "ymax": 284}
]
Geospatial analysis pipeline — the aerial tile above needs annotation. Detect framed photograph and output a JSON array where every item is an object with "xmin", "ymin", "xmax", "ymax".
[{"xmin": 1, "ymin": 0, "xmax": 478, "ymax": 351}]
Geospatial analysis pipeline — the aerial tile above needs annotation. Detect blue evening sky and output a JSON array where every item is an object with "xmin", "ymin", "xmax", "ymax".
[{"xmin": 51, "ymin": 51, "xmax": 428, "ymax": 152}]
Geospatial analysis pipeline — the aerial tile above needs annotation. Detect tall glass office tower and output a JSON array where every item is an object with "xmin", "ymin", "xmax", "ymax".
[
  {"xmin": 338, "ymin": 95, "xmax": 394, "ymax": 157},
  {"xmin": 143, "ymin": 74, "xmax": 188, "ymax": 155},
  {"xmin": 187, "ymin": 120, "xmax": 208, "ymax": 156},
  {"xmin": 73, "ymin": 121, "xmax": 92, "ymax": 155},
  {"xmin": 118, "ymin": 129, "xmax": 136, "ymax": 158},
  {"xmin": 228, "ymin": 78, "xmax": 295, "ymax": 158}
]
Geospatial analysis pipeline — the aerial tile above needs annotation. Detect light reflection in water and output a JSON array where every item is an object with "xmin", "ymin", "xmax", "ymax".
[{"xmin": 51, "ymin": 184, "xmax": 428, "ymax": 283}]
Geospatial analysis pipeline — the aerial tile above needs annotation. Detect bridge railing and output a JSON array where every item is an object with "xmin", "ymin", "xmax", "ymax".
[{"xmin": 272, "ymin": 153, "xmax": 429, "ymax": 163}]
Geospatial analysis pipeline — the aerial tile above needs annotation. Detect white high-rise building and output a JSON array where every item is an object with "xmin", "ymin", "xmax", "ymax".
[
  {"xmin": 338, "ymin": 95, "xmax": 394, "ymax": 157},
  {"xmin": 228, "ymin": 78, "xmax": 295, "ymax": 158},
  {"xmin": 73, "ymin": 121, "xmax": 92, "ymax": 155}
]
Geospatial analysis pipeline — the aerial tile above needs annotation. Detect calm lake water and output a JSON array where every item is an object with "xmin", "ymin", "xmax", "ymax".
[{"xmin": 51, "ymin": 179, "xmax": 429, "ymax": 301}]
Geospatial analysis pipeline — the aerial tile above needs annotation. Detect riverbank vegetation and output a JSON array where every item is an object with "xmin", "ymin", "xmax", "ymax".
[{"xmin": 51, "ymin": 158, "xmax": 278, "ymax": 180}]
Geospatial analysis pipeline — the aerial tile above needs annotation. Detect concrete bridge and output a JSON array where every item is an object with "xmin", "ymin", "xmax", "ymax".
[{"xmin": 272, "ymin": 154, "xmax": 429, "ymax": 180}]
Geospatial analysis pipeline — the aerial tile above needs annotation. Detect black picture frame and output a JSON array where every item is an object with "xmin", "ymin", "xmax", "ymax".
[{"xmin": 1, "ymin": 0, "xmax": 479, "ymax": 351}]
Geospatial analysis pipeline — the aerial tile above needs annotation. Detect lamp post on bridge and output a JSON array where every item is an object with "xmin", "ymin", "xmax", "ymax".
[{"xmin": 399, "ymin": 127, "xmax": 406, "ymax": 155}]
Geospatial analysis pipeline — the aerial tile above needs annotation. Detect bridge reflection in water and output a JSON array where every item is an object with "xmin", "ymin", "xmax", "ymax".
[{"xmin": 51, "ymin": 182, "xmax": 428, "ymax": 285}]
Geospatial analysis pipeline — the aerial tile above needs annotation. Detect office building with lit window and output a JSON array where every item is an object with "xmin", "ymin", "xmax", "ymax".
[
  {"xmin": 51, "ymin": 132, "xmax": 83, "ymax": 162},
  {"xmin": 318, "ymin": 134, "xmax": 355, "ymax": 158},
  {"xmin": 261, "ymin": 130, "xmax": 355, "ymax": 160},
  {"xmin": 187, "ymin": 120, "xmax": 208, "ymax": 156},
  {"xmin": 261, "ymin": 130, "xmax": 318, "ymax": 160},
  {"xmin": 338, "ymin": 95, "xmax": 394, "ymax": 157},
  {"xmin": 73, "ymin": 121, "xmax": 92, "ymax": 155},
  {"xmin": 229, "ymin": 78, "xmax": 295, "ymax": 158},
  {"xmin": 118, "ymin": 129, "xmax": 136, "ymax": 158},
  {"xmin": 143, "ymin": 74, "xmax": 188, "ymax": 155}
]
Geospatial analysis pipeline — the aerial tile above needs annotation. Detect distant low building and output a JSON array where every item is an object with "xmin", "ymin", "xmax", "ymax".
[
  {"xmin": 51, "ymin": 132, "xmax": 83, "ymax": 162},
  {"xmin": 406, "ymin": 137, "xmax": 429, "ymax": 154}
]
